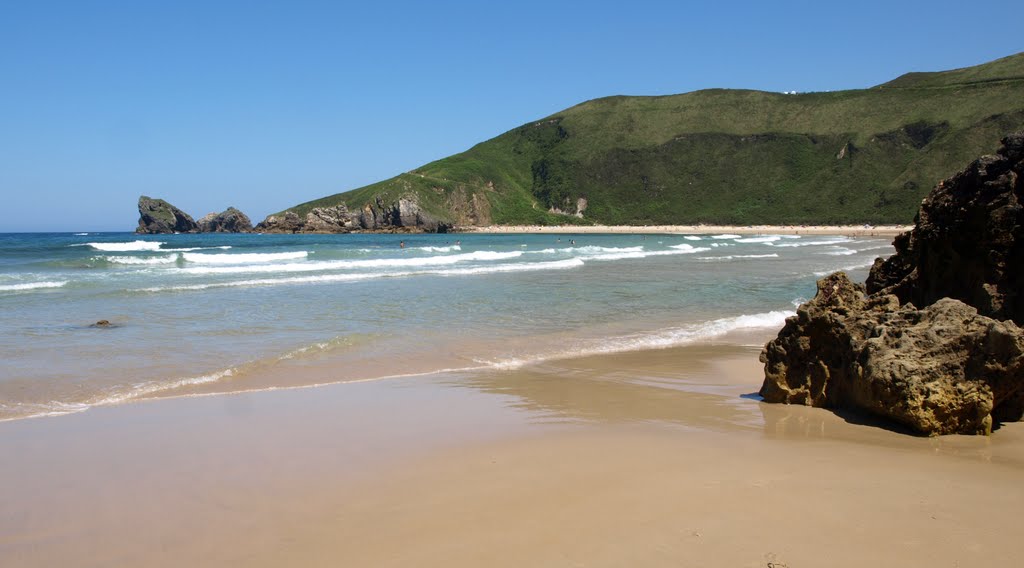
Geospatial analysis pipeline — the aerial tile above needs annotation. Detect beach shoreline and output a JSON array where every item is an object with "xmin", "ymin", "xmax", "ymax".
[
  {"xmin": 458, "ymin": 224, "xmax": 911, "ymax": 236},
  {"xmin": 2, "ymin": 343, "xmax": 1021, "ymax": 567}
]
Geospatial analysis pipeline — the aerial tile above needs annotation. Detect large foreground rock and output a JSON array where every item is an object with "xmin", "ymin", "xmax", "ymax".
[
  {"xmin": 136, "ymin": 196, "xmax": 198, "ymax": 234},
  {"xmin": 760, "ymin": 133, "xmax": 1024, "ymax": 435},
  {"xmin": 760, "ymin": 273, "xmax": 1024, "ymax": 435}
]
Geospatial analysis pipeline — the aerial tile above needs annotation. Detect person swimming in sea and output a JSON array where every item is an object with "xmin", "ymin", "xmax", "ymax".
[{"xmin": 400, "ymin": 240, "xmax": 405, "ymax": 248}]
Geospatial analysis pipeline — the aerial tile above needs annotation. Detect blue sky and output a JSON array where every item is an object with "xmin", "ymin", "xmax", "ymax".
[{"xmin": 1, "ymin": 0, "xmax": 1021, "ymax": 231}]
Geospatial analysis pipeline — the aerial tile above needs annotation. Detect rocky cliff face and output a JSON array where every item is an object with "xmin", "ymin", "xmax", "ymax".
[
  {"xmin": 136, "ymin": 196, "xmax": 199, "ymax": 234},
  {"xmin": 866, "ymin": 132, "xmax": 1023, "ymax": 322},
  {"xmin": 255, "ymin": 196, "xmax": 450, "ymax": 233},
  {"xmin": 760, "ymin": 133, "xmax": 1024, "ymax": 435},
  {"xmin": 197, "ymin": 207, "xmax": 253, "ymax": 233}
]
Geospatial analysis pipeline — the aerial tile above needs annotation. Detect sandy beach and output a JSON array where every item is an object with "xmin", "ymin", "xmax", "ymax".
[
  {"xmin": 459, "ymin": 224, "xmax": 912, "ymax": 237},
  {"xmin": 2, "ymin": 342, "xmax": 1021, "ymax": 567}
]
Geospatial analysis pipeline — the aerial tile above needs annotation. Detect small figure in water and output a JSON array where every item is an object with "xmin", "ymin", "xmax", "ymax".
[
  {"xmin": 400, "ymin": 240, "xmax": 405, "ymax": 248},
  {"xmin": 569, "ymin": 239, "xmax": 576, "ymax": 245}
]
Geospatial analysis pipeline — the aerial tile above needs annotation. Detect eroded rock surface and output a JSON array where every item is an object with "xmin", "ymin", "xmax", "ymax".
[
  {"xmin": 760, "ymin": 273, "xmax": 1024, "ymax": 435},
  {"xmin": 760, "ymin": 133, "xmax": 1024, "ymax": 435}
]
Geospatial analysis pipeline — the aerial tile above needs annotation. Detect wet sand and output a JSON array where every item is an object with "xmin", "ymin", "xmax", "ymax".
[
  {"xmin": 461, "ymin": 224, "xmax": 912, "ymax": 237},
  {"xmin": 2, "ymin": 343, "xmax": 1021, "ymax": 567}
]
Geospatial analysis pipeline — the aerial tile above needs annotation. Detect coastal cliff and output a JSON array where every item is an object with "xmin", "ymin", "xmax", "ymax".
[
  {"xmin": 759, "ymin": 133, "xmax": 1024, "ymax": 435},
  {"xmin": 255, "ymin": 195, "xmax": 450, "ymax": 233}
]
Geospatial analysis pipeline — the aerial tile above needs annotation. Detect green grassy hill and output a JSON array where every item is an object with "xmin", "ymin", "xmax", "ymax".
[{"xmin": 283, "ymin": 52, "xmax": 1024, "ymax": 226}]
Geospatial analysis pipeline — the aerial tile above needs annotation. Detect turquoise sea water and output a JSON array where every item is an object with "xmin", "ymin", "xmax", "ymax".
[{"xmin": 0, "ymin": 231, "xmax": 894, "ymax": 421}]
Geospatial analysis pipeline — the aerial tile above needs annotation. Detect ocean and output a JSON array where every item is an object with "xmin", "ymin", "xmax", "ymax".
[{"xmin": 0, "ymin": 231, "xmax": 893, "ymax": 421}]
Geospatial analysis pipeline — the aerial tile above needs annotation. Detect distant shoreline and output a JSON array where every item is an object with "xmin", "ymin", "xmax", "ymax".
[{"xmin": 458, "ymin": 224, "xmax": 911, "ymax": 237}]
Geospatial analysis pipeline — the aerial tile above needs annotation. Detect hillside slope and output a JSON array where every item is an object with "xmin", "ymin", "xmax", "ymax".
[{"xmin": 272, "ymin": 52, "xmax": 1024, "ymax": 229}]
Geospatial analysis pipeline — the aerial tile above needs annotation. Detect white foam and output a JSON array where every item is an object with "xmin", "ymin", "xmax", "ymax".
[
  {"xmin": 821, "ymin": 248, "xmax": 857, "ymax": 256},
  {"xmin": 74, "ymin": 232, "xmax": 89, "ymax": 236},
  {"xmin": 586, "ymin": 247, "xmax": 710, "ymax": 261},
  {"xmin": 813, "ymin": 262, "xmax": 874, "ymax": 276},
  {"xmin": 481, "ymin": 309, "xmax": 794, "ymax": 370},
  {"xmin": 417, "ymin": 245, "xmax": 462, "ymax": 253},
  {"xmin": 711, "ymin": 234, "xmax": 741, "ymax": 239},
  {"xmin": 573, "ymin": 246, "xmax": 644, "ymax": 255},
  {"xmin": 163, "ymin": 246, "xmax": 233, "ymax": 252},
  {"xmin": 178, "ymin": 250, "xmax": 523, "ymax": 275},
  {"xmin": 698, "ymin": 254, "xmax": 779, "ymax": 261},
  {"xmin": 435, "ymin": 258, "xmax": 584, "ymax": 275},
  {"xmin": 101, "ymin": 254, "xmax": 179, "ymax": 265},
  {"xmin": 182, "ymin": 251, "xmax": 308, "ymax": 264},
  {"xmin": 141, "ymin": 258, "xmax": 583, "ymax": 292},
  {"xmin": 0, "ymin": 281, "xmax": 68, "ymax": 292},
  {"xmin": 85, "ymin": 241, "xmax": 164, "ymax": 252},
  {"xmin": 683, "ymin": 236, "xmax": 702, "ymax": 241},
  {"xmin": 774, "ymin": 238, "xmax": 853, "ymax": 248},
  {"xmin": 855, "ymin": 244, "xmax": 896, "ymax": 252},
  {"xmin": 735, "ymin": 236, "xmax": 782, "ymax": 244}
]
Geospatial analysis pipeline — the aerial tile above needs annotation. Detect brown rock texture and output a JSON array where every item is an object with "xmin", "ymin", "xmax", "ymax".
[
  {"xmin": 760, "ymin": 273, "xmax": 1024, "ymax": 435},
  {"xmin": 760, "ymin": 133, "xmax": 1024, "ymax": 435}
]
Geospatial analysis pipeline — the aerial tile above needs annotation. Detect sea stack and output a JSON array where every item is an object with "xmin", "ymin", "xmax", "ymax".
[
  {"xmin": 759, "ymin": 132, "xmax": 1024, "ymax": 435},
  {"xmin": 136, "ymin": 196, "xmax": 199, "ymax": 234}
]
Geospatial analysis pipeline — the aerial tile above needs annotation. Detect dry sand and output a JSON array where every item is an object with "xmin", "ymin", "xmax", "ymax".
[
  {"xmin": 460, "ymin": 224, "xmax": 911, "ymax": 237},
  {"xmin": 1, "ymin": 344, "xmax": 1021, "ymax": 567}
]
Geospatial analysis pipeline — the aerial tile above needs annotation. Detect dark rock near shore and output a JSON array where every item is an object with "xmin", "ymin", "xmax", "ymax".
[
  {"xmin": 255, "ymin": 196, "xmax": 451, "ymax": 234},
  {"xmin": 136, "ymin": 196, "xmax": 199, "ymax": 234},
  {"xmin": 760, "ymin": 133, "xmax": 1024, "ymax": 435},
  {"xmin": 197, "ymin": 207, "xmax": 253, "ymax": 233}
]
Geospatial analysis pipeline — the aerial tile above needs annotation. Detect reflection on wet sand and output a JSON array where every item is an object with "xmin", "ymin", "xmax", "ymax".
[
  {"xmin": 444, "ymin": 342, "xmax": 1024, "ymax": 466},
  {"xmin": 444, "ymin": 344, "xmax": 768, "ymax": 431}
]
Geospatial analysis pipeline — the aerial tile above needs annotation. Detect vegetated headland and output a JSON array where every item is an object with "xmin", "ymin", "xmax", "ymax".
[{"xmin": 256, "ymin": 52, "xmax": 1024, "ymax": 233}]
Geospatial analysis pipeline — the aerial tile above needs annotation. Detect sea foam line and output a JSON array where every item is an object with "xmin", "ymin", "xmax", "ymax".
[
  {"xmin": 83, "ymin": 240, "xmax": 165, "ymax": 252},
  {"xmin": 813, "ymin": 261, "xmax": 874, "ymax": 276},
  {"xmin": 698, "ymin": 253, "xmax": 779, "ymax": 261},
  {"xmin": 182, "ymin": 251, "xmax": 308, "ymax": 264},
  {"xmin": 139, "ymin": 258, "xmax": 584, "ymax": 292},
  {"xmin": 176, "ymin": 250, "xmax": 523, "ymax": 275},
  {"xmin": 478, "ymin": 309, "xmax": 795, "ymax": 370},
  {"xmin": 0, "ymin": 280, "xmax": 68, "ymax": 292},
  {"xmin": 100, "ymin": 255, "xmax": 179, "ymax": 265}
]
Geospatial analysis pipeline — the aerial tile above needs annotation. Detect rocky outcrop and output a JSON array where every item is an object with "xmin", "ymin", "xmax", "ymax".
[
  {"xmin": 760, "ymin": 273, "xmax": 1024, "ymax": 435},
  {"xmin": 136, "ymin": 196, "xmax": 199, "ymax": 234},
  {"xmin": 197, "ymin": 207, "xmax": 253, "ymax": 233},
  {"xmin": 866, "ymin": 132, "xmax": 1023, "ymax": 323},
  {"xmin": 760, "ymin": 133, "xmax": 1024, "ymax": 435},
  {"xmin": 256, "ymin": 196, "xmax": 450, "ymax": 234}
]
